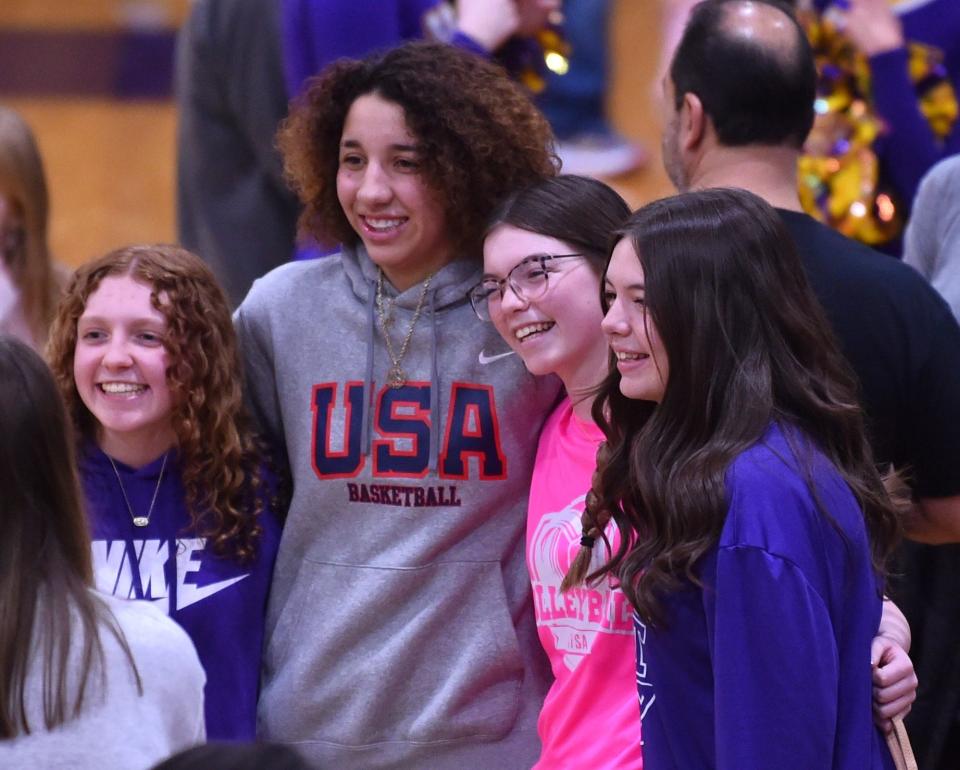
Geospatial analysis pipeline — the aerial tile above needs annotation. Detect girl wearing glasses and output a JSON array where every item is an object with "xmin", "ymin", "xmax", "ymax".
[
  {"xmin": 235, "ymin": 42, "xmax": 560, "ymax": 768},
  {"xmin": 478, "ymin": 178, "xmax": 917, "ymax": 768},
  {"xmin": 477, "ymin": 175, "xmax": 642, "ymax": 769}
]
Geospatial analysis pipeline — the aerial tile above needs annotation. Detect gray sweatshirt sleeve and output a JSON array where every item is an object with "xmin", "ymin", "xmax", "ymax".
[
  {"xmin": 904, "ymin": 156, "xmax": 960, "ymax": 320},
  {"xmin": 235, "ymin": 286, "xmax": 285, "ymax": 451}
]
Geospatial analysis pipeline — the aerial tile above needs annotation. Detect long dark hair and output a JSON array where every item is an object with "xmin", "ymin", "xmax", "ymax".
[
  {"xmin": 485, "ymin": 175, "xmax": 631, "ymax": 275},
  {"xmin": 576, "ymin": 189, "xmax": 900, "ymax": 625},
  {"xmin": 0, "ymin": 336, "xmax": 140, "ymax": 737}
]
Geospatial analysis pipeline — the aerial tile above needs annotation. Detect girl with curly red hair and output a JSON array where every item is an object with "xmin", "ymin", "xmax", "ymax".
[{"xmin": 46, "ymin": 244, "xmax": 282, "ymax": 743}]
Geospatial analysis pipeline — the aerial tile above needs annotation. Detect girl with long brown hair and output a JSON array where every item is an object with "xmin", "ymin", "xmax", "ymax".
[
  {"xmin": 0, "ymin": 336, "xmax": 204, "ymax": 768},
  {"xmin": 0, "ymin": 106, "xmax": 65, "ymax": 350},
  {"xmin": 47, "ymin": 244, "xmax": 282, "ymax": 742},
  {"xmin": 574, "ymin": 188, "xmax": 903, "ymax": 768}
]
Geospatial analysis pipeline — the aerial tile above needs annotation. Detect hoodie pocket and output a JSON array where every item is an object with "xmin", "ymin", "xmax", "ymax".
[{"xmin": 260, "ymin": 558, "xmax": 525, "ymax": 747}]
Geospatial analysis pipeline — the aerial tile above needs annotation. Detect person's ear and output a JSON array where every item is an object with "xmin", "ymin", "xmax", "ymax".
[{"xmin": 679, "ymin": 91, "xmax": 706, "ymax": 152}]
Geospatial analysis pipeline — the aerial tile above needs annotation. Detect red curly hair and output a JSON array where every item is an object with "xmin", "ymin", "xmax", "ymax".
[
  {"xmin": 278, "ymin": 40, "xmax": 559, "ymax": 259},
  {"xmin": 47, "ymin": 244, "xmax": 268, "ymax": 561}
]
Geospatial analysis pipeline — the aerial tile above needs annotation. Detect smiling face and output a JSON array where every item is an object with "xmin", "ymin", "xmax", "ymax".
[
  {"xmin": 483, "ymin": 224, "xmax": 608, "ymax": 396},
  {"xmin": 73, "ymin": 274, "xmax": 177, "ymax": 464},
  {"xmin": 601, "ymin": 238, "xmax": 669, "ymax": 403},
  {"xmin": 336, "ymin": 92, "xmax": 454, "ymax": 291}
]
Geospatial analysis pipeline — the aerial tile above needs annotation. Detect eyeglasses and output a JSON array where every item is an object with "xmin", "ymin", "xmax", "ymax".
[{"xmin": 470, "ymin": 253, "xmax": 583, "ymax": 321}]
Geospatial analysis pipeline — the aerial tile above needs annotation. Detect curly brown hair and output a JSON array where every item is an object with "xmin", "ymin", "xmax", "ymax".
[
  {"xmin": 47, "ymin": 245, "xmax": 269, "ymax": 562},
  {"xmin": 278, "ymin": 40, "xmax": 559, "ymax": 259}
]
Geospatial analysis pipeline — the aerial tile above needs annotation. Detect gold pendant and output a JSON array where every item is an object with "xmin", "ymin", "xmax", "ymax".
[
  {"xmin": 133, "ymin": 516, "xmax": 149, "ymax": 527},
  {"xmin": 387, "ymin": 366, "xmax": 406, "ymax": 389}
]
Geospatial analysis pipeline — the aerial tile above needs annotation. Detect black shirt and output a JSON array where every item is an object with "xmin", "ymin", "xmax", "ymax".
[
  {"xmin": 781, "ymin": 210, "xmax": 960, "ymax": 768},
  {"xmin": 780, "ymin": 208, "xmax": 960, "ymax": 499}
]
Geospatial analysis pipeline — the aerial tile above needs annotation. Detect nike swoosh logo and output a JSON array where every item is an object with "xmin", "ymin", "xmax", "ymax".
[
  {"xmin": 478, "ymin": 350, "xmax": 516, "ymax": 365},
  {"xmin": 177, "ymin": 574, "xmax": 249, "ymax": 611}
]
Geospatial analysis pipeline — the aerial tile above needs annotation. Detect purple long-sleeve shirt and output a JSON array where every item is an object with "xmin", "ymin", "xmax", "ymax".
[{"xmin": 636, "ymin": 424, "xmax": 893, "ymax": 769}]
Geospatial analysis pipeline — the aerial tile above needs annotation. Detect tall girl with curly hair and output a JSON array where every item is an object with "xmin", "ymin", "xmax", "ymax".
[
  {"xmin": 575, "ymin": 188, "xmax": 903, "ymax": 769},
  {"xmin": 236, "ymin": 40, "xmax": 560, "ymax": 767},
  {"xmin": 47, "ymin": 244, "xmax": 282, "ymax": 742}
]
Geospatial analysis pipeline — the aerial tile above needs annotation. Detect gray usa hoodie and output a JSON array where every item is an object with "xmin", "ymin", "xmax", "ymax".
[{"xmin": 235, "ymin": 244, "xmax": 561, "ymax": 769}]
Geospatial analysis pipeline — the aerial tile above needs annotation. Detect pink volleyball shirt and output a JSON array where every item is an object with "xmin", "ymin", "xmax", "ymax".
[{"xmin": 527, "ymin": 398, "xmax": 643, "ymax": 769}]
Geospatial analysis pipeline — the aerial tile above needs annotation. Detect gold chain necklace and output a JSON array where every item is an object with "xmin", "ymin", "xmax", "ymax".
[
  {"xmin": 375, "ymin": 268, "xmax": 433, "ymax": 389},
  {"xmin": 107, "ymin": 451, "xmax": 169, "ymax": 528}
]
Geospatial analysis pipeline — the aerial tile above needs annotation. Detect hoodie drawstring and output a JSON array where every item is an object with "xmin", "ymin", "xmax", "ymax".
[
  {"xmin": 428, "ymin": 289, "xmax": 440, "ymax": 472},
  {"xmin": 361, "ymin": 278, "xmax": 376, "ymax": 458}
]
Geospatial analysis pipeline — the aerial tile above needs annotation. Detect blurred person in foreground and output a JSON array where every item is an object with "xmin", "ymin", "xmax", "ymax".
[
  {"xmin": 0, "ymin": 106, "xmax": 66, "ymax": 350},
  {"xmin": 0, "ymin": 336, "xmax": 205, "ymax": 770}
]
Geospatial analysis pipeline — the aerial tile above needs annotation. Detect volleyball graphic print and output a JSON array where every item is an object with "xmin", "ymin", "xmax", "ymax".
[{"xmin": 528, "ymin": 493, "xmax": 634, "ymax": 672}]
